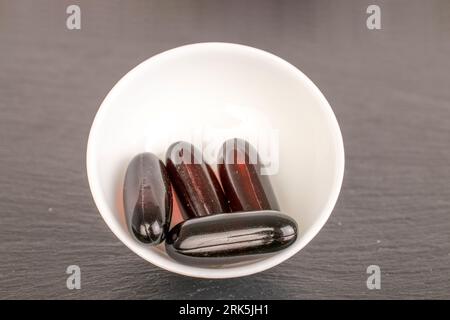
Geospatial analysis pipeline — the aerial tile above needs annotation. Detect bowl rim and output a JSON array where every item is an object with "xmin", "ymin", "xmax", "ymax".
[{"xmin": 86, "ymin": 42, "xmax": 345, "ymax": 279}]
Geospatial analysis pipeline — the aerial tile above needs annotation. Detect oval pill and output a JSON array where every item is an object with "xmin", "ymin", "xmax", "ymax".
[
  {"xmin": 166, "ymin": 141, "xmax": 229, "ymax": 218},
  {"xmin": 165, "ymin": 210, "xmax": 297, "ymax": 265},
  {"xmin": 123, "ymin": 152, "xmax": 172, "ymax": 245},
  {"xmin": 218, "ymin": 138, "xmax": 280, "ymax": 212}
]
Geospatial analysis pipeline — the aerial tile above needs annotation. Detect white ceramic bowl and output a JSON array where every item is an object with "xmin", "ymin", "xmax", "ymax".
[{"xmin": 86, "ymin": 43, "xmax": 344, "ymax": 278}]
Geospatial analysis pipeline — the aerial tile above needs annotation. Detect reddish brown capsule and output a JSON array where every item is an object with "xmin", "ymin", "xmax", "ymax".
[
  {"xmin": 123, "ymin": 153, "xmax": 172, "ymax": 245},
  {"xmin": 166, "ymin": 141, "xmax": 229, "ymax": 219},
  {"xmin": 166, "ymin": 211, "xmax": 297, "ymax": 265},
  {"xmin": 218, "ymin": 138, "xmax": 280, "ymax": 212}
]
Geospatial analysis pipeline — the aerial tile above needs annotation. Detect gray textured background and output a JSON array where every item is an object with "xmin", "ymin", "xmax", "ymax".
[{"xmin": 0, "ymin": 0, "xmax": 449, "ymax": 299}]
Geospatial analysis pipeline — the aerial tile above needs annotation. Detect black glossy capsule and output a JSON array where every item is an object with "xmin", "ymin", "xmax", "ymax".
[
  {"xmin": 165, "ymin": 211, "xmax": 297, "ymax": 265},
  {"xmin": 123, "ymin": 153, "xmax": 172, "ymax": 245},
  {"xmin": 218, "ymin": 138, "xmax": 280, "ymax": 212},
  {"xmin": 166, "ymin": 141, "xmax": 229, "ymax": 219}
]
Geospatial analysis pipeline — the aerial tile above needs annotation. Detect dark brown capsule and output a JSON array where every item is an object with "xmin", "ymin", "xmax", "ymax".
[
  {"xmin": 123, "ymin": 153, "xmax": 172, "ymax": 245},
  {"xmin": 166, "ymin": 141, "xmax": 229, "ymax": 219},
  {"xmin": 218, "ymin": 138, "xmax": 280, "ymax": 212},
  {"xmin": 165, "ymin": 211, "xmax": 297, "ymax": 265}
]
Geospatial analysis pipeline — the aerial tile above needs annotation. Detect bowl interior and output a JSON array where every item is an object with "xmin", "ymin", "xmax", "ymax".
[{"xmin": 87, "ymin": 43, "xmax": 344, "ymax": 278}]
